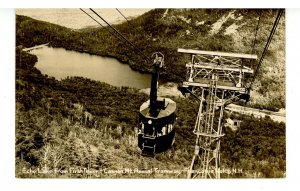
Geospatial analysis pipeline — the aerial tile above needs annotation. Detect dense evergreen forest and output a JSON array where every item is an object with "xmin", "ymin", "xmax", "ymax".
[
  {"xmin": 16, "ymin": 48, "xmax": 285, "ymax": 178},
  {"xmin": 16, "ymin": 9, "xmax": 285, "ymax": 111},
  {"xmin": 15, "ymin": 9, "xmax": 285, "ymax": 178}
]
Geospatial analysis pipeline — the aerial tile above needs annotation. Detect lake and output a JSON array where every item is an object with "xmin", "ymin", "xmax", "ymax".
[{"xmin": 30, "ymin": 46, "xmax": 151, "ymax": 89}]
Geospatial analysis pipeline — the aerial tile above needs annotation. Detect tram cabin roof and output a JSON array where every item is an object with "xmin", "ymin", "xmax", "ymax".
[{"xmin": 139, "ymin": 97, "xmax": 176, "ymax": 120}]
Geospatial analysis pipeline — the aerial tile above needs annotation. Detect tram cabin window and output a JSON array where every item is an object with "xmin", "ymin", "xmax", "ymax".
[{"xmin": 139, "ymin": 123, "xmax": 144, "ymax": 133}]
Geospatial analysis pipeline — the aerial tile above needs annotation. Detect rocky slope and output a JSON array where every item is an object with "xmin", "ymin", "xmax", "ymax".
[{"xmin": 16, "ymin": 9, "xmax": 285, "ymax": 111}]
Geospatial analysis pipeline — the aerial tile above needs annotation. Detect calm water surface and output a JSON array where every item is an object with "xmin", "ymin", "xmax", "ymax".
[{"xmin": 30, "ymin": 47, "xmax": 151, "ymax": 89}]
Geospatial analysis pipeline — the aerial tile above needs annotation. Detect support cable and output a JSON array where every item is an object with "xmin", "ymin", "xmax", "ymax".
[
  {"xmin": 245, "ymin": 10, "xmax": 261, "ymax": 87},
  {"xmin": 82, "ymin": 8, "xmax": 185, "ymax": 81},
  {"xmin": 249, "ymin": 9, "xmax": 284, "ymax": 89},
  {"xmin": 80, "ymin": 8, "xmax": 125, "ymax": 43},
  {"xmin": 89, "ymin": 8, "xmax": 151, "ymax": 61},
  {"xmin": 251, "ymin": 10, "xmax": 262, "ymax": 56},
  {"xmin": 116, "ymin": 8, "xmax": 131, "ymax": 26}
]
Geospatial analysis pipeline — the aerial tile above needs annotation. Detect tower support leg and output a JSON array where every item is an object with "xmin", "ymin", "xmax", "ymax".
[{"xmin": 187, "ymin": 80, "xmax": 225, "ymax": 179}]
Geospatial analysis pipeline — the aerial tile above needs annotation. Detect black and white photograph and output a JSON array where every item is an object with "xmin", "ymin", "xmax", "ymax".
[{"xmin": 13, "ymin": 8, "xmax": 287, "ymax": 179}]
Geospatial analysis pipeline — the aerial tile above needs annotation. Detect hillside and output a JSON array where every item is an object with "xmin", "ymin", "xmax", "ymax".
[
  {"xmin": 16, "ymin": 9, "xmax": 285, "ymax": 111},
  {"xmin": 15, "ymin": 49, "xmax": 285, "ymax": 178},
  {"xmin": 15, "ymin": 9, "xmax": 286, "ymax": 178}
]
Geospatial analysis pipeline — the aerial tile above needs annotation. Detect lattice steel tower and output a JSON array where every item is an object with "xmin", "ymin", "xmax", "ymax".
[{"xmin": 178, "ymin": 49, "xmax": 257, "ymax": 179}]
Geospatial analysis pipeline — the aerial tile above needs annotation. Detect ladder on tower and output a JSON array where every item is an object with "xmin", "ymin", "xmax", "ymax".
[
  {"xmin": 188, "ymin": 75, "xmax": 225, "ymax": 178},
  {"xmin": 178, "ymin": 48, "xmax": 257, "ymax": 179}
]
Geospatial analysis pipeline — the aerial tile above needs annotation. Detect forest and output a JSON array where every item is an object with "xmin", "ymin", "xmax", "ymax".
[
  {"xmin": 16, "ymin": 9, "xmax": 285, "ymax": 111},
  {"xmin": 15, "ymin": 47, "xmax": 285, "ymax": 178}
]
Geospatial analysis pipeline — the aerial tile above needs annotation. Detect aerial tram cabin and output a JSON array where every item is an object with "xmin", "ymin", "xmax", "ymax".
[{"xmin": 138, "ymin": 53, "xmax": 176, "ymax": 157}]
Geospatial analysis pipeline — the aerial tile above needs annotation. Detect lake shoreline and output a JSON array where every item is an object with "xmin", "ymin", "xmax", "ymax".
[
  {"xmin": 16, "ymin": 10, "xmax": 285, "ymax": 112},
  {"xmin": 51, "ymin": 44, "xmax": 152, "ymax": 75},
  {"xmin": 29, "ymin": 46, "xmax": 152, "ymax": 89}
]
